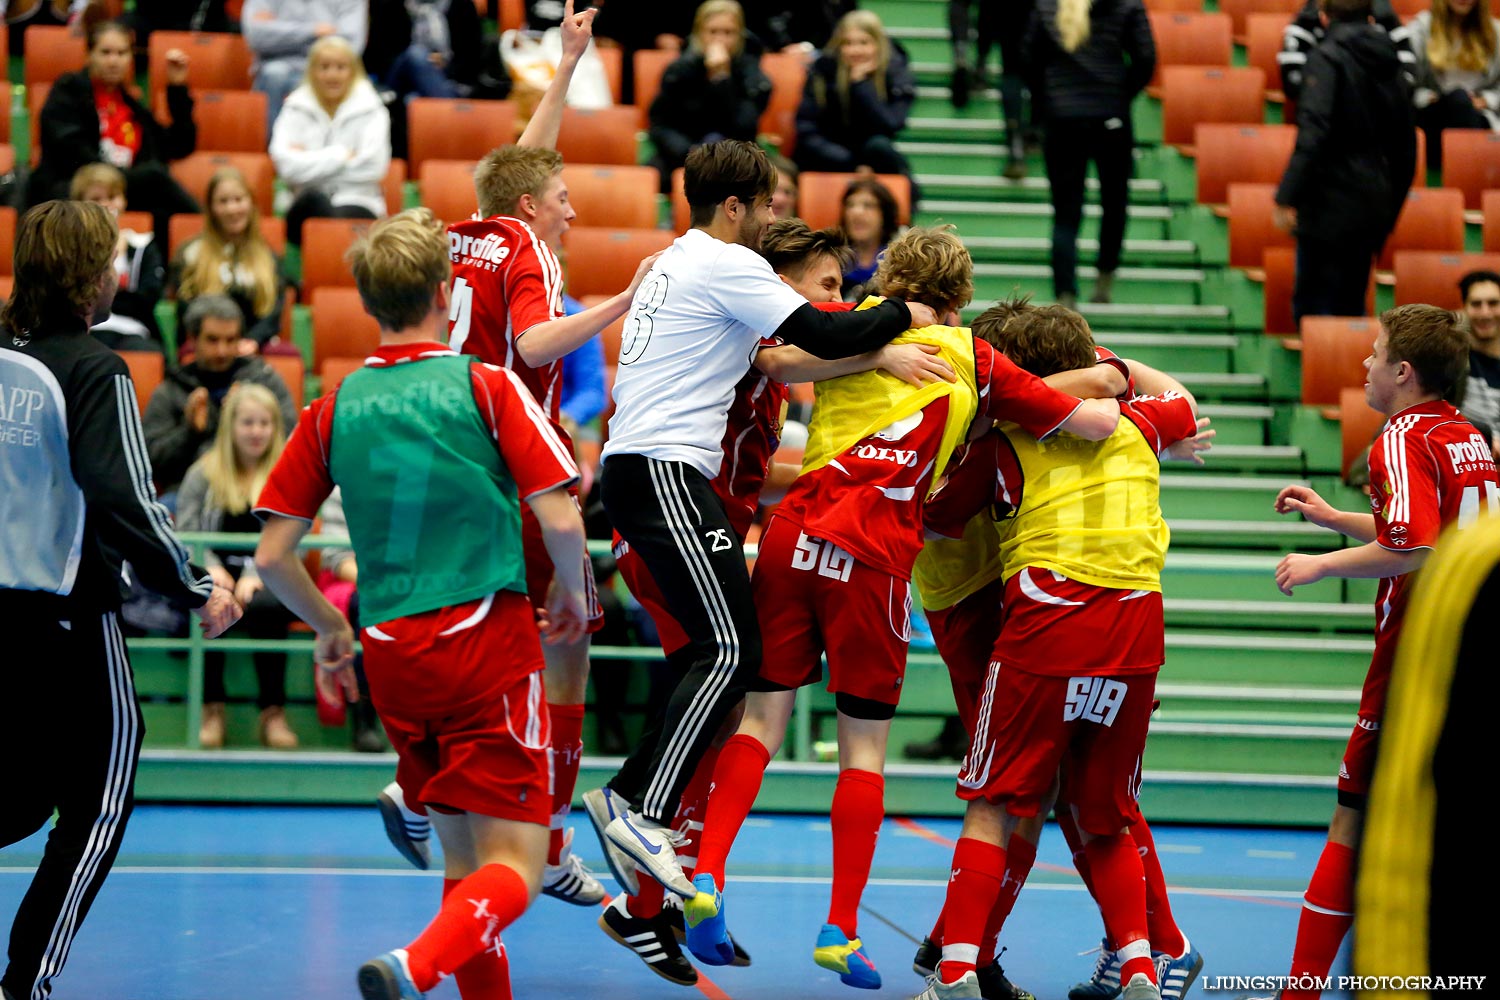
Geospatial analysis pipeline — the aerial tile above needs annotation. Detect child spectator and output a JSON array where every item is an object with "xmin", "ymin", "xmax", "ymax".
[
  {"xmin": 649, "ymin": 0, "xmax": 772, "ymax": 192},
  {"xmin": 172, "ymin": 168, "xmax": 288, "ymax": 352},
  {"xmin": 177, "ymin": 383, "xmax": 299, "ymax": 750},
  {"xmin": 1407, "ymin": 0, "xmax": 1500, "ymax": 170},
  {"xmin": 839, "ymin": 177, "xmax": 901, "ymax": 301},
  {"xmin": 269, "ymin": 35, "xmax": 392, "ymax": 246},
  {"xmin": 794, "ymin": 10, "xmax": 916, "ymax": 181},
  {"xmin": 72, "ymin": 163, "xmax": 165, "ymax": 352}
]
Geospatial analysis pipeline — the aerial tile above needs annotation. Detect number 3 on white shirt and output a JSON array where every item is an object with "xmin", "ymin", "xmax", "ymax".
[{"xmin": 620, "ymin": 274, "xmax": 670, "ymax": 365}]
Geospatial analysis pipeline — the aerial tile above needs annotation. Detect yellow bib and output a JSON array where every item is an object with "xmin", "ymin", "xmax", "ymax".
[
  {"xmin": 801, "ymin": 298, "xmax": 979, "ymax": 493},
  {"xmin": 998, "ymin": 418, "xmax": 1169, "ymax": 592},
  {"xmin": 913, "ymin": 510, "xmax": 1010, "ymax": 611}
]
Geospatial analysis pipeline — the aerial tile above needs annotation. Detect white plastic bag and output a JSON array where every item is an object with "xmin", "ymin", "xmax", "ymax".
[{"xmin": 499, "ymin": 28, "xmax": 613, "ymax": 110}]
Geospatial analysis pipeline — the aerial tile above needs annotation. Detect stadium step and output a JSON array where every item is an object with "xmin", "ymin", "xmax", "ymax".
[
  {"xmin": 914, "ymin": 195, "xmax": 1173, "ymax": 240},
  {"xmin": 1096, "ymin": 332, "xmax": 1238, "ymax": 371},
  {"xmin": 1172, "ymin": 372, "xmax": 1271, "ymax": 402},
  {"xmin": 961, "ymin": 236, "xmax": 1199, "ymax": 267},
  {"xmin": 1160, "ymin": 473, "xmax": 1299, "ymax": 521},
  {"xmin": 1165, "ymin": 598, "xmax": 1371, "ymax": 632},
  {"xmin": 962, "ymin": 299, "xmax": 1232, "ymax": 331},
  {"xmin": 971, "ymin": 263, "xmax": 1207, "ymax": 306},
  {"xmin": 917, "ymin": 172, "xmax": 1168, "ymax": 205},
  {"xmin": 1193, "ymin": 404, "xmax": 1274, "ymax": 446},
  {"xmin": 1162, "ymin": 631, "xmax": 1373, "ymax": 686},
  {"xmin": 1165, "ymin": 518, "xmax": 1333, "ymax": 552}
]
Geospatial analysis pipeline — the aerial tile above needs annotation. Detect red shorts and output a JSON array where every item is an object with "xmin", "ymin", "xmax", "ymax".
[
  {"xmin": 362, "ymin": 593, "xmax": 551, "ymax": 825},
  {"xmin": 993, "ymin": 569, "xmax": 1165, "ymax": 676},
  {"xmin": 612, "ymin": 531, "xmax": 689, "ymax": 656},
  {"xmin": 753, "ymin": 516, "xmax": 911, "ymax": 706},
  {"xmin": 926, "ymin": 576, "xmax": 1006, "ymax": 734},
  {"xmin": 957, "ymin": 665, "xmax": 1156, "ymax": 835},
  {"xmin": 522, "ymin": 494, "xmax": 604, "ymax": 633}
]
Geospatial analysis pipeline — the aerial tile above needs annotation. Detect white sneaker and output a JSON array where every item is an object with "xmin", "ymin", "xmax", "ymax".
[
  {"xmin": 915, "ymin": 970, "xmax": 983, "ymax": 999},
  {"xmin": 1120, "ymin": 973, "xmax": 1162, "ymax": 1000},
  {"xmin": 582, "ymin": 786, "xmax": 640, "ymax": 895},
  {"xmin": 376, "ymin": 782, "xmax": 432, "ymax": 871},
  {"xmin": 541, "ymin": 828, "xmax": 606, "ymax": 905},
  {"xmin": 604, "ymin": 809, "xmax": 694, "ymax": 898}
]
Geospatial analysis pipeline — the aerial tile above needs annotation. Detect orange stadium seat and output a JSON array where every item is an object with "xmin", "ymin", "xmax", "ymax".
[
  {"xmin": 1227, "ymin": 184, "xmax": 1293, "ymax": 270},
  {"xmin": 633, "ymin": 49, "xmax": 677, "ymax": 127},
  {"xmin": 320, "ymin": 356, "xmax": 366, "ymax": 394},
  {"xmin": 117, "ymin": 211, "xmax": 154, "ymax": 235},
  {"xmin": 0, "ymin": 276, "xmax": 12, "ymax": 302},
  {"xmin": 116, "ymin": 349, "xmax": 164, "ymax": 414},
  {"xmin": 1261, "ymin": 247, "xmax": 1298, "ymax": 335},
  {"xmin": 1441, "ymin": 130, "xmax": 1500, "ymax": 210},
  {"xmin": 1378, "ymin": 188, "xmax": 1466, "ymax": 272},
  {"xmin": 147, "ymin": 31, "xmax": 254, "ymax": 108},
  {"xmin": 1246, "ymin": 13, "xmax": 1293, "ymax": 100},
  {"xmin": 1194, "ymin": 123, "xmax": 1295, "ymax": 205},
  {"xmin": 265, "ymin": 353, "xmax": 305, "ymax": 409},
  {"xmin": 1146, "ymin": 13, "xmax": 1232, "ymax": 89},
  {"xmin": 563, "ymin": 227, "xmax": 676, "ymax": 298},
  {"xmin": 1161, "ymin": 66, "xmax": 1266, "ymax": 151},
  {"xmin": 1393, "ymin": 251, "xmax": 1500, "ymax": 308},
  {"xmin": 168, "ymin": 213, "xmax": 286, "ymax": 257},
  {"xmin": 24, "ymin": 26, "xmax": 86, "ymax": 90},
  {"xmin": 669, "ymin": 168, "xmax": 690, "ymax": 232},
  {"xmin": 311, "ymin": 288, "xmax": 381, "ymax": 369},
  {"xmin": 557, "ymin": 106, "xmax": 641, "ymax": 166},
  {"xmin": 171, "ymin": 152, "xmax": 276, "ymax": 215},
  {"xmin": 759, "ymin": 52, "xmax": 809, "ymax": 153},
  {"xmin": 561, "ymin": 165, "xmax": 659, "ymax": 228},
  {"xmin": 384, "ymin": 159, "xmax": 408, "ymax": 215},
  {"xmin": 1219, "ymin": 0, "xmax": 1301, "ymax": 41},
  {"xmin": 160, "ymin": 89, "xmax": 267, "ymax": 153},
  {"xmin": 1340, "ymin": 386, "xmax": 1386, "ymax": 482},
  {"xmin": 406, "ymin": 99, "xmax": 517, "ymax": 174},
  {"xmin": 597, "ymin": 45, "xmax": 623, "ymax": 104},
  {"xmin": 1300, "ymin": 316, "xmax": 1379, "ymax": 407},
  {"xmin": 0, "ymin": 207, "xmax": 14, "ymax": 277},
  {"xmin": 418, "ymin": 159, "xmax": 480, "ymax": 225},
  {"xmin": 798, "ymin": 172, "xmax": 913, "ymax": 231},
  {"xmin": 498, "ymin": 0, "xmax": 525, "ymax": 32},
  {"xmin": 1484, "ymin": 190, "xmax": 1500, "ymax": 253},
  {"xmin": 301, "ymin": 219, "xmax": 372, "ymax": 300},
  {"xmin": 1142, "ymin": 0, "xmax": 1206, "ymax": 10}
]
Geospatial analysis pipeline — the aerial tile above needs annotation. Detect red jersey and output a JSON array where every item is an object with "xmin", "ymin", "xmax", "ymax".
[
  {"xmin": 715, "ymin": 366, "xmax": 790, "ymax": 539},
  {"xmin": 447, "ymin": 215, "xmax": 566, "ymax": 426},
  {"xmin": 775, "ymin": 338, "xmax": 1083, "ymax": 580},
  {"xmin": 1362, "ymin": 400, "xmax": 1499, "ymax": 714}
]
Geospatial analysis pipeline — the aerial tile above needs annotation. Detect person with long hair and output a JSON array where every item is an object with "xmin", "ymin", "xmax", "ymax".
[
  {"xmin": 269, "ymin": 34, "xmax": 392, "ymax": 246},
  {"xmin": 795, "ymin": 10, "xmax": 917, "ymax": 181},
  {"xmin": 649, "ymin": 0, "xmax": 772, "ymax": 192},
  {"xmin": 177, "ymin": 383, "xmax": 299, "ymax": 749},
  {"xmin": 71, "ymin": 162, "xmax": 166, "ymax": 352},
  {"xmin": 839, "ymin": 176, "xmax": 902, "ymax": 300},
  {"xmin": 1407, "ymin": 0, "xmax": 1500, "ymax": 169},
  {"xmin": 1023, "ymin": 0, "xmax": 1154, "ymax": 308},
  {"xmin": 0, "ymin": 199, "xmax": 239, "ymax": 1000},
  {"xmin": 172, "ymin": 168, "xmax": 287, "ymax": 351},
  {"xmin": 27, "ymin": 18, "xmax": 200, "ymax": 241}
]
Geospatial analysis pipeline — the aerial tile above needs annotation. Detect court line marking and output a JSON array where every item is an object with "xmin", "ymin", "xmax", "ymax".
[{"xmin": 1246, "ymin": 849, "xmax": 1296, "ymax": 860}]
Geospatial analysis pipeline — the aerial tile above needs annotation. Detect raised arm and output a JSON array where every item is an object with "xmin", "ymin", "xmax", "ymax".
[{"xmin": 517, "ymin": 0, "xmax": 598, "ymax": 150}]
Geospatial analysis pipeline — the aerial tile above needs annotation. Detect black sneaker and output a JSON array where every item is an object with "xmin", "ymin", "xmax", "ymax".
[
  {"xmin": 951, "ymin": 64, "xmax": 972, "ymax": 109},
  {"xmin": 979, "ymin": 961, "xmax": 1037, "ymax": 1000},
  {"xmin": 913, "ymin": 935, "xmax": 940, "ymax": 976},
  {"xmin": 598, "ymin": 894, "xmax": 699, "ymax": 986},
  {"xmin": 664, "ymin": 895, "xmax": 752, "ymax": 966}
]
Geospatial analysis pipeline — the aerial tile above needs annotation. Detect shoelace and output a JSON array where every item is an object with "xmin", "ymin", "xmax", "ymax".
[{"xmin": 1078, "ymin": 945, "xmax": 1114, "ymax": 984}]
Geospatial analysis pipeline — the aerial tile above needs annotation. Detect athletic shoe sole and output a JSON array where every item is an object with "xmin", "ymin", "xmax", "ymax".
[
  {"xmin": 582, "ymin": 788, "xmax": 640, "ymax": 896},
  {"xmin": 605, "ymin": 815, "xmax": 695, "ymax": 898},
  {"xmin": 597, "ymin": 909, "xmax": 699, "ymax": 986},
  {"xmin": 376, "ymin": 791, "xmax": 430, "ymax": 871},
  {"xmin": 357, "ymin": 960, "xmax": 418, "ymax": 1000}
]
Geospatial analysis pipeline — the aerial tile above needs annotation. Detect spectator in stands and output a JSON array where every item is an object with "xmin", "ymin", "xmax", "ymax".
[
  {"xmin": 1407, "ymin": 0, "xmax": 1500, "ymax": 170},
  {"xmin": 794, "ymin": 10, "xmax": 916, "ymax": 182},
  {"xmin": 1024, "ymin": 0, "xmax": 1154, "ymax": 308},
  {"xmin": 949, "ymin": 0, "xmax": 1034, "ymax": 179},
  {"xmin": 2, "ymin": 0, "xmax": 85, "ymax": 58},
  {"xmin": 839, "ymin": 176, "xmax": 901, "ymax": 301},
  {"xmin": 648, "ymin": 0, "xmax": 772, "ymax": 193},
  {"xmin": 172, "ymin": 167, "xmax": 287, "ymax": 351},
  {"xmin": 177, "ymin": 383, "xmax": 299, "ymax": 750},
  {"xmin": 364, "ymin": 0, "xmax": 484, "ymax": 101},
  {"xmin": 746, "ymin": 1, "xmax": 856, "ymax": 54},
  {"xmin": 1460, "ymin": 269, "xmax": 1500, "ymax": 454},
  {"xmin": 72, "ymin": 163, "xmax": 165, "ymax": 353},
  {"xmin": 1278, "ymin": 0, "xmax": 1414, "ymax": 113},
  {"xmin": 143, "ymin": 295, "xmax": 298, "ymax": 499},
  {"xmin": 269, "ymin": 35, "xmax": 392, "ymax": 247},
  {"xmin": 243, "ymin": 0, "xmax": 367, "ymax": 129},
  {"xmin": 1274, "ymin": 0, "xmax": 1414, "ymax": 322},
  {"xmin": 770, "ymin": 150, "xmax": 801, "ymax": 219},
  {"xmin": 28, "ymin": 18, "xmax": 199, "ymax": 241}
]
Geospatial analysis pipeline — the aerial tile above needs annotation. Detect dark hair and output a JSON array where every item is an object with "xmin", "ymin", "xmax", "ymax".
[
  {"xmin": 971, "ymin": 295, "xmax": 1036, "ymax": 349},
  {"xmin": 1, "ymin": 201, "xmax": 117, "ymax": 336},
  {"xmin": 841, "ymin": 178, "xmax": 901, "ymax": 246},
  {"xmin": 85, "ymin": 17, "xmax": 132, "ymax": 50},
  {"xmin": 760, "ymin": 219, "xmax": 854, "ymax": 276},
  {"xmin": 183, "ymin": 294, "xmax": 244, "ymax": 338},
  {"xmin": 685, "ymin": 141, "xmax": 776, "ymax": 228},
  {"xmin": 1320, "ymin": 0, "xmax": 1373, "ymax": 21},
  {"xmin": 1459, "ymin": 270, "xmax": 1500, "ymax": 301},
  {"xmin": 985, "ymin": 304, "xmax": 1097, "ymax": 377},
  {"xmin": 1379, "ymin": 303, "xmax": 1469, "ymax": 397}
]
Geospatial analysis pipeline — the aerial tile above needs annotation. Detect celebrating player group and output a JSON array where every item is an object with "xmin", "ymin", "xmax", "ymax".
[{"xmin": 242, "ymin": 4, "xmax": 1498, "ymax": 1000}]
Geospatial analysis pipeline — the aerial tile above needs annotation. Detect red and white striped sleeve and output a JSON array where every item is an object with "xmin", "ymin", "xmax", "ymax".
[
  {"xmin": 504, "ymin": 220, "xmax": 566, "ymax": 337},
  {"xmin": 256, "ymin": 394, "xmax": 337, "ymax": 522},
  {"xmin": 1369, "ymin": 417, "xmax": 1442, "ymax": 553},
  {"xmin": 471, "ymin": 362, "xmax": 579, "ymax": 499}
]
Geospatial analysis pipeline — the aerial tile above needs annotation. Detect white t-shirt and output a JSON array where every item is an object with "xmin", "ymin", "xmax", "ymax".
[{"xmin": 602, "ymin": 228, "xmax": 805, "ymax": 478}]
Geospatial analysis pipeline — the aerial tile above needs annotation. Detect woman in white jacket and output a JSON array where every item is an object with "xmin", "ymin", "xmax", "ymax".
[{"xmin": 269, "ymin": 34, "xmax": 391, "ymax": 245}]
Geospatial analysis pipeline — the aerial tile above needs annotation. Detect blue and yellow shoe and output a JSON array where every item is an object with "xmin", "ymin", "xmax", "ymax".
[
  {"xmin": 814, "ymin": 923, "xmax": 882, "ymax": 990},
  {"xmin": 683, "ymin": 873, "xmax": 735, "ymax": 966}
]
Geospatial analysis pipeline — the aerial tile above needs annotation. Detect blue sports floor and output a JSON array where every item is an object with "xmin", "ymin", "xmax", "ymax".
[{"xmin": 0, "ymin": 806, "xmax": 1348, "ymax": 999}]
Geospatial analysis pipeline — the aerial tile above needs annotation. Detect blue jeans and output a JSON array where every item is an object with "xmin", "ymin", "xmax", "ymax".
[{"xmin": 383, "ymin": 45, "xmax": 458, "ymax": 100}]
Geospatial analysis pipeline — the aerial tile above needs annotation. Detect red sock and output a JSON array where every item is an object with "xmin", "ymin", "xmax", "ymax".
[
  {"xmin": 1283, "ymin": 841, "xmax": 1355, "ymax": 1000},
  {"xmin": 928, "ymin": 907, "xmax": 946, "ymax": 947},
  {"xmin": 827, "ymin": 769, "xmax": 885, "ymax": 939},
  {"xmin": 1084, "ymin": 834, "xmax": 1155, "ymax": 985},
  {"xmin": 694, "ymin": 734, "xmax": 771, "ymax": 889},
  {"xmin": 1059, "ymin": 809, "xmax": 1110, "ymax": 947},
  {"xmin": 454, "ymin": 937, "xmax": 514, "ymax": 1000},
  {"xmin": 938, "ymin": 837, "xmax": 1006, "ymax": 984},
  {"xmin": 404, "ymin": 864, "xmax": 530, "ymax": 991},
  {"xmin": 978, "ymin": 834, "xmax": 1037, "ymax": 965},
  {"xmin": 547, "ymin": 702, "xmax": 586, "ymax": 865},
  {"xmin": 625, "ymin": 883, "xmax": 666, "ymax": 920},
  {"xmin": 1130, "ymin": 818, "xmax": 1186, "ymax": 958},
  {"xmin": 673, "ymin": 743, "xmax": 721, "ymax": 878}
]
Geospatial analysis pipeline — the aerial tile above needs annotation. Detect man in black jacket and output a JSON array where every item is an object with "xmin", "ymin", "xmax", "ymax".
[
  {"xmin": 0, "ymin": 201, "xmax": 240, "ymax": 1000},
  {"xmin": 1277, "ymin": 0, "xmax": 1415, "ymax": 109},
  {"xmin": 1274, "ymin": 0, "xmax": 1415, "ymax": 323}
]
